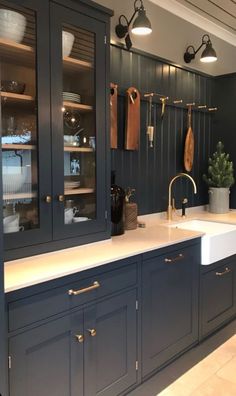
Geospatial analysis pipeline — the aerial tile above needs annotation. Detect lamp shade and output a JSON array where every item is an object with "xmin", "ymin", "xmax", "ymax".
[
  {"xmin": 200, "ymin": 42, "xmax": 217, "ymax": 63},
  {"xmin": 131, "ymin": 9, "xmax": 152, "ymax": 35}
]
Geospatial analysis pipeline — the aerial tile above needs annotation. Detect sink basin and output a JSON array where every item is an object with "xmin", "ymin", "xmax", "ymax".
[{"xmin": 169, "ymin": 220, "xmax": 236, "ymax": 265}]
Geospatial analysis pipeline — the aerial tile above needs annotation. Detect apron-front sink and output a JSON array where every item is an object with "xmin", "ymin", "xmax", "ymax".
[{"xmin": 169, "ymin": 220, "xmax": 236, "ymax": 265}]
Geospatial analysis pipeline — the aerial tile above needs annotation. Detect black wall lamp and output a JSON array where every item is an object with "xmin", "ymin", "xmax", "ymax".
[
  {"xmin": 115, "ymin": 0, "xmax": 152, "ymax": 50},
  {"xmin": 184, "ymin": 34, "xmax": 217, "ymax": 64}
]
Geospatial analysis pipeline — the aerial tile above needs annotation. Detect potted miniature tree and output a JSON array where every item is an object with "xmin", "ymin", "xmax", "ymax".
[{"xmin": 203, "ymin": 141, "xmax": 234, "ymax": 213}]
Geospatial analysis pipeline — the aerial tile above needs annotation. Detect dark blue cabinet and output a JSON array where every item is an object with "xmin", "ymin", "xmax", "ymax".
[
  {"xmin": 9, "ymin": 313, "xmax": 83, "ymax": 396},
  {"xmin": 200, "ymin": 257, "xmax": 236, "ymax": 339},
  {"xmin": 84, "ymin": 290, "xmax": 137, "ymax": 396},
  {"xmin": 3, "ymin": 0, "xmax": 112, "ymax": 261},
  {"xmin": 141, "ymin": 241, "xmax": 200, "ymax": 378},
  {"xmin": 7, "ymin": 262, "xmax": 138, "ymax": 396}
]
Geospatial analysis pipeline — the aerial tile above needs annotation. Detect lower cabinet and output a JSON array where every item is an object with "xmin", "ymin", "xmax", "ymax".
[
  {"xmin": 8, "ymin": 290, "xmax": 137, "ymax": 396},
  {"xmin": 141, "ymin": 242, "xmax": 200, "ymax": 378},
  {"xmin": 200, "ymin": 257, "xmax": 236, "ymax": 339}
]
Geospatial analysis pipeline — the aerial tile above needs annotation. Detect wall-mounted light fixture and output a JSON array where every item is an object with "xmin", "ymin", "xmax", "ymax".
[
  {"xmin": 115, "ymin": 0, "xmax": 152, "ymax": 50},
  {"xmin": 184, "ymin": 34, "xmax": 217, "ymax": 64}
]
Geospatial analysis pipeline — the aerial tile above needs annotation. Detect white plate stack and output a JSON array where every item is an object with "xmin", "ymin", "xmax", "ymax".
[{"xmin": 63, "ymin": 92, "xmax": 81, "ymax": 104}]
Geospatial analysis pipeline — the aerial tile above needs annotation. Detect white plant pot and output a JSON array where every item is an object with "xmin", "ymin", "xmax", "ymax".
[
  {"xmin": 62, "ymin": 31, "xmax": 75, "ymax": 57},
  {"xmin": 208, "ymin": 187, "xmax": 230, "ymax": 214},
  {"xmin": 0, "ymin": 9, "xmax": 26, "ymax": 43}
]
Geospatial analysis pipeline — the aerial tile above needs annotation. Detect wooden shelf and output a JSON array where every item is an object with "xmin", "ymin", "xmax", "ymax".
[
  {"xmin": 0, "ymin": 38, "xmax": 33, "ymax": 54},
  {"xmin": 64, "ymin": 146, "xmax": 93, "ymax": 153},
  {"xmin": 63, "ymin": 56, "xmax": 93, "ymax": 72},
  {"xmin": 64, "ymin": 188, "xmax": 94, "ymax": 195},
  {"xmin": 2, "ymin": 144, "xmax": 36, "ymax": 150},
  {"xmin": 0, "ymin": 38, "xmax": 34, "ymax": 67},
  {"xmin": 1, "ymin": 92, "xmax": 34, "ymax": 103},
  {"xmin": 3, "ymin": 192, "xmax": 37, "ymax": 200},
  {"xmin": 63, "ymin": 101, "xmax": 93, "ymax": 112}
]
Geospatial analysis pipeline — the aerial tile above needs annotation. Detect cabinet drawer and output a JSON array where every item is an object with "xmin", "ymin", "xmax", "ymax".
[
  {"xmin": 200, "ymin": 261, "xmax": 236, "ymax": 338},
  {"xmin": 142, "ymin": 243, "xmax": 199, "ymax": 378},
  {"xmin": 8, "ymin": 262, "xmax": 138, "ymax": 332}
]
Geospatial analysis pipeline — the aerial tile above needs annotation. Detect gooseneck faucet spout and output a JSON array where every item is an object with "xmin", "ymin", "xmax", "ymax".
[{"xmin": 167, "ymin": 173, "xmax": 197, "ymax": 220}]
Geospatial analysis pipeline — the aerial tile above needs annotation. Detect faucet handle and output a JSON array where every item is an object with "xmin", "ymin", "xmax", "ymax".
[
  {"xmin": 172, "ymin": 198, "xmax": 176, "ymax": 212},
  {"xmin": 181, "ymin": 198, "xmax": 188, "ymax": 217}
]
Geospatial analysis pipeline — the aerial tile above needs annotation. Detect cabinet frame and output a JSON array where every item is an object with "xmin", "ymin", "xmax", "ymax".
[
  {"xmin": 3, "ymin": 0, "xmax": 112, "ymax": 260},
  {"xmin": 2, "ymin": 0, "xmax": 52, "ymax": 253}
]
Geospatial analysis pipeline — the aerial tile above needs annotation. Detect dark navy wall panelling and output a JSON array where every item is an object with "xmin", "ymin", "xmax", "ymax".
[
  {"xmin": 212, "ymin": 74, "xmax": 236, "ymax": 208},
  {"xmin": 110, "ymin": 45, "xmax": 214, "ymax": 214}
]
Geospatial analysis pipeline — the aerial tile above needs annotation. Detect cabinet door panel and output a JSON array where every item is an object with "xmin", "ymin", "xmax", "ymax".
[
  {"xmin": 84, "ymin": 290, "xmax": 137, "ymax": 396},
  {"xmin": 142, "ymin": 244, "xmax": 199, "ymax": 378},
  {"xmin": 201, "ymin": 261, "xmax": 236, "ymax": 338},
  {"xmin": 1, "ymin": 0, "xmax": 52, "ymax": 254},
  {"xmin": 9, "ymin": 313, "xmax": 83, "ymax": 396},
  {"xmin": 50, "ymin": 3, "xmax": 107, "ymax": 241}
]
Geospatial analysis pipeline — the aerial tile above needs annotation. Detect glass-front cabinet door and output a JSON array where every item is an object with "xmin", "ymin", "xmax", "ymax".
[
  {"xmin": 51, "ymin": 4, "xmax": 107, "ymax": 240},
  {"xmin": 0, "ymin": 0, "xmax": 51, "ymax": 252}
]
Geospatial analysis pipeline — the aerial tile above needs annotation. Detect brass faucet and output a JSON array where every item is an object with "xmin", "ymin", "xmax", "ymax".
[{"xmin": 167, "ymin": 173, "xmax": 197, "ymax": 220}]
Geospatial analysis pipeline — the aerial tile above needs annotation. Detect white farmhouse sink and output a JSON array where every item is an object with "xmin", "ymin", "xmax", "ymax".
[{"xmin": 169, "ymin": 220, "xmax": 236, "ymax": 265}]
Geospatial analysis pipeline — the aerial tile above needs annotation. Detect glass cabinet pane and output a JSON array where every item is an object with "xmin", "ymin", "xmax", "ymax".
[
  {"xmin": 0, "ymin": 3, "xmax": 39, "ymax": 234},
  {"xmin": 62, "ymin": 24, "xmax": 96, "ymax": 225}
]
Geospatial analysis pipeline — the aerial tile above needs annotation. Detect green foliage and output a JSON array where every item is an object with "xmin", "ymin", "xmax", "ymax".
[{"xmin": 203, "ymin": 141, "xmax": 235, "ymax": 188}]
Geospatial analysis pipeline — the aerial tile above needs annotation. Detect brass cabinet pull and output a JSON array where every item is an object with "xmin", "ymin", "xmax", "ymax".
[
  {"xmin": 165, "ymin": 253, "xmax": 184, "ymax": 263},
  {"xmin": 68, "ymin": 281, "xmax": 100, "ymax": 296},
  {"xmin": 75, "ymin": 334, "xmax": 84, "ymax": 343},
  {"xmin": 58, "ymin": 194, "xmax": 65, "ymax": 202},
  {"xmin": 216, "ymin": 267, "xmax": 231, "ymax": 277},
  {"xmin": 87, "ymin": 329, "xmax": 97, "ymax": 337},
  {"xmin": 45, "ymin": 195, "xmax": 52, "ymax": 204}
]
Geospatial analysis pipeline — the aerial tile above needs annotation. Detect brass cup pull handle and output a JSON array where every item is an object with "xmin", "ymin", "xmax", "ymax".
[
  {"xmin": 165, "ymin": 253, "xmax": 184, "ymax": 263},
  {"xmin": 58, "ymin": 195, "xmax": 65, "ymax": 202},
  {"xmin": 45, "ymin": 195, "xmax": 52, "ymax": 204},
  {"xmin": 68, "ymin": 281, "xmax": 100, "ymax": 296},
  {"xmin": 216, "ymin": 267, "xmax": 231, "ymax": 276},
  {"xmin": 87, "ymin": 329, "xmax": 97, "ymax": 337},
  {"xmin": 75, "ymin": 334, "xmax": 84, "ymax": 343}
]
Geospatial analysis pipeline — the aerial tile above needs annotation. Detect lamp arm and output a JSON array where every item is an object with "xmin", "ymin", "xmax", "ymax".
[
  {"xmin": 127, "ymin": 0, "xmax": 144, "ymax": 27},
  {"xmin": 118, "ymin": 14, "xmax": 129, "ymax": 27},
  {"xmin": 194, "ymin": 34, "xmax": 211, "ymax": 55},
  {"xmin": 127, "ymin": 9, "xmax": 138, "ymax": 27},
  {"xmin": 193, "ymin": 42, "xmax": 204, "ymax": 56}
]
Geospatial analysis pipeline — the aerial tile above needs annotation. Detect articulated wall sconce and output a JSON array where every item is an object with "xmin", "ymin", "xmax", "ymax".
[
  {"xmin": 184, "ymin": 34, "xmax": 217, "ymax": 64},
  {"xmin": 115, "ymin": 0, "xmax": 152, "ymax": 50}
]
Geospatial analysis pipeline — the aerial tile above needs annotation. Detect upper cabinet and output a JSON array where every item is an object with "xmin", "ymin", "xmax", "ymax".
[{"xmin": 1, "ymin": 0, "xmax": 111, "ymax": 260}]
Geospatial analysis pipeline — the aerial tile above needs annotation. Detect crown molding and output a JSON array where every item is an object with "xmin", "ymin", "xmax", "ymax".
[{"xmin": 150, "ymin": 0, "xmax": 236, "ymax": 47}]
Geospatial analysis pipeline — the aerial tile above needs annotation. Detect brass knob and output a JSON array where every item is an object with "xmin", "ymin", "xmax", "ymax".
[
  {"xmin": 45, "ymin": 195, "xmax": 52, "ymax": 203},
  {"xmin": 58, "ymin": 194, "xmax": 65, "ymax": 202},
  {"xmin": 87, "ymin": 329, "xmax": 97, "ymax": 337},
  {"xmin": 75, "ymin": 334, "xmax": 84, "ymax": 343}
]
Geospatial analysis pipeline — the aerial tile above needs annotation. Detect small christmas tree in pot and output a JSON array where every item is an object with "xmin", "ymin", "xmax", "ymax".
[{"xmin": 203, "ymin": 141, "xmax": 234, "ymax": 213}]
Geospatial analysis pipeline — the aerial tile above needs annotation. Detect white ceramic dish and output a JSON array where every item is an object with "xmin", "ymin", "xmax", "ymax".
[
  {"xmin": 62, "ymin": 31, "xmax": 75, "ymax": 57},
  {"xmin": 0, "ymin": 9, "xmax": 26, "ymax": 43}
]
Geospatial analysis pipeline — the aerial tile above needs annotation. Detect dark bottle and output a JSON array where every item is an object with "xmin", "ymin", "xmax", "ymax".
[{"xmin": 111, "ymin": 171, "xmax": 125, "ymax": 236}]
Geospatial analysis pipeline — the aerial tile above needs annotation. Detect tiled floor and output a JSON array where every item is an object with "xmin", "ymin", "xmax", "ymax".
[{"xmin": 129, "ymin": 319, "xmax": 236, "ymax": 396}]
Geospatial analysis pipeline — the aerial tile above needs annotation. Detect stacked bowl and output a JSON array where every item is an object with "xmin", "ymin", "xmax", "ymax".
[{"xmin": 0, "ymin": 9, "xmax": 26, "ymax": 43}]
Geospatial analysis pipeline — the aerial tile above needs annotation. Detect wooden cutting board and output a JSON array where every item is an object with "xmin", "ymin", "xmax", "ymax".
[
  {"xmin": 184, "ymin": 105, "xmax": 194, "ymax": 172},
  {"xmin": 110, "ymin": 83, "xmax": 118, "ymax": 149},
  {"xmin": 125, "ymin": 87, "xmax": 140, "ymax": 150}
]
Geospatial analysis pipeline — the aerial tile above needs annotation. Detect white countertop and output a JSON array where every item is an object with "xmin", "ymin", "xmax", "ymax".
[{"xmin": 5, "ymin": 207, "xmax": 236, "ymax": 293}]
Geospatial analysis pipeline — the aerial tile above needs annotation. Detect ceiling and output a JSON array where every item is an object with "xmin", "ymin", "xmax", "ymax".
[
  {"xmin": 151, "ymin": 0, "xmax": 236, "ymax": 46},
  {"xmin": 175, "ymin": 0, "xmax": 236, "ymax": 34}
]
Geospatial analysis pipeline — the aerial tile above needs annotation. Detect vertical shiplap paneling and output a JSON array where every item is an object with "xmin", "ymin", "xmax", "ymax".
[{"xmin": 110, "ymin": 45, "xmax": 213, "ymax": 214}]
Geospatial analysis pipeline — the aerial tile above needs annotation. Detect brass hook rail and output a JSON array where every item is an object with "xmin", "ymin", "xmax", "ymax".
[{"xmin": 143, "ymin": 91, "xmax": 218, "ymax": 113}]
